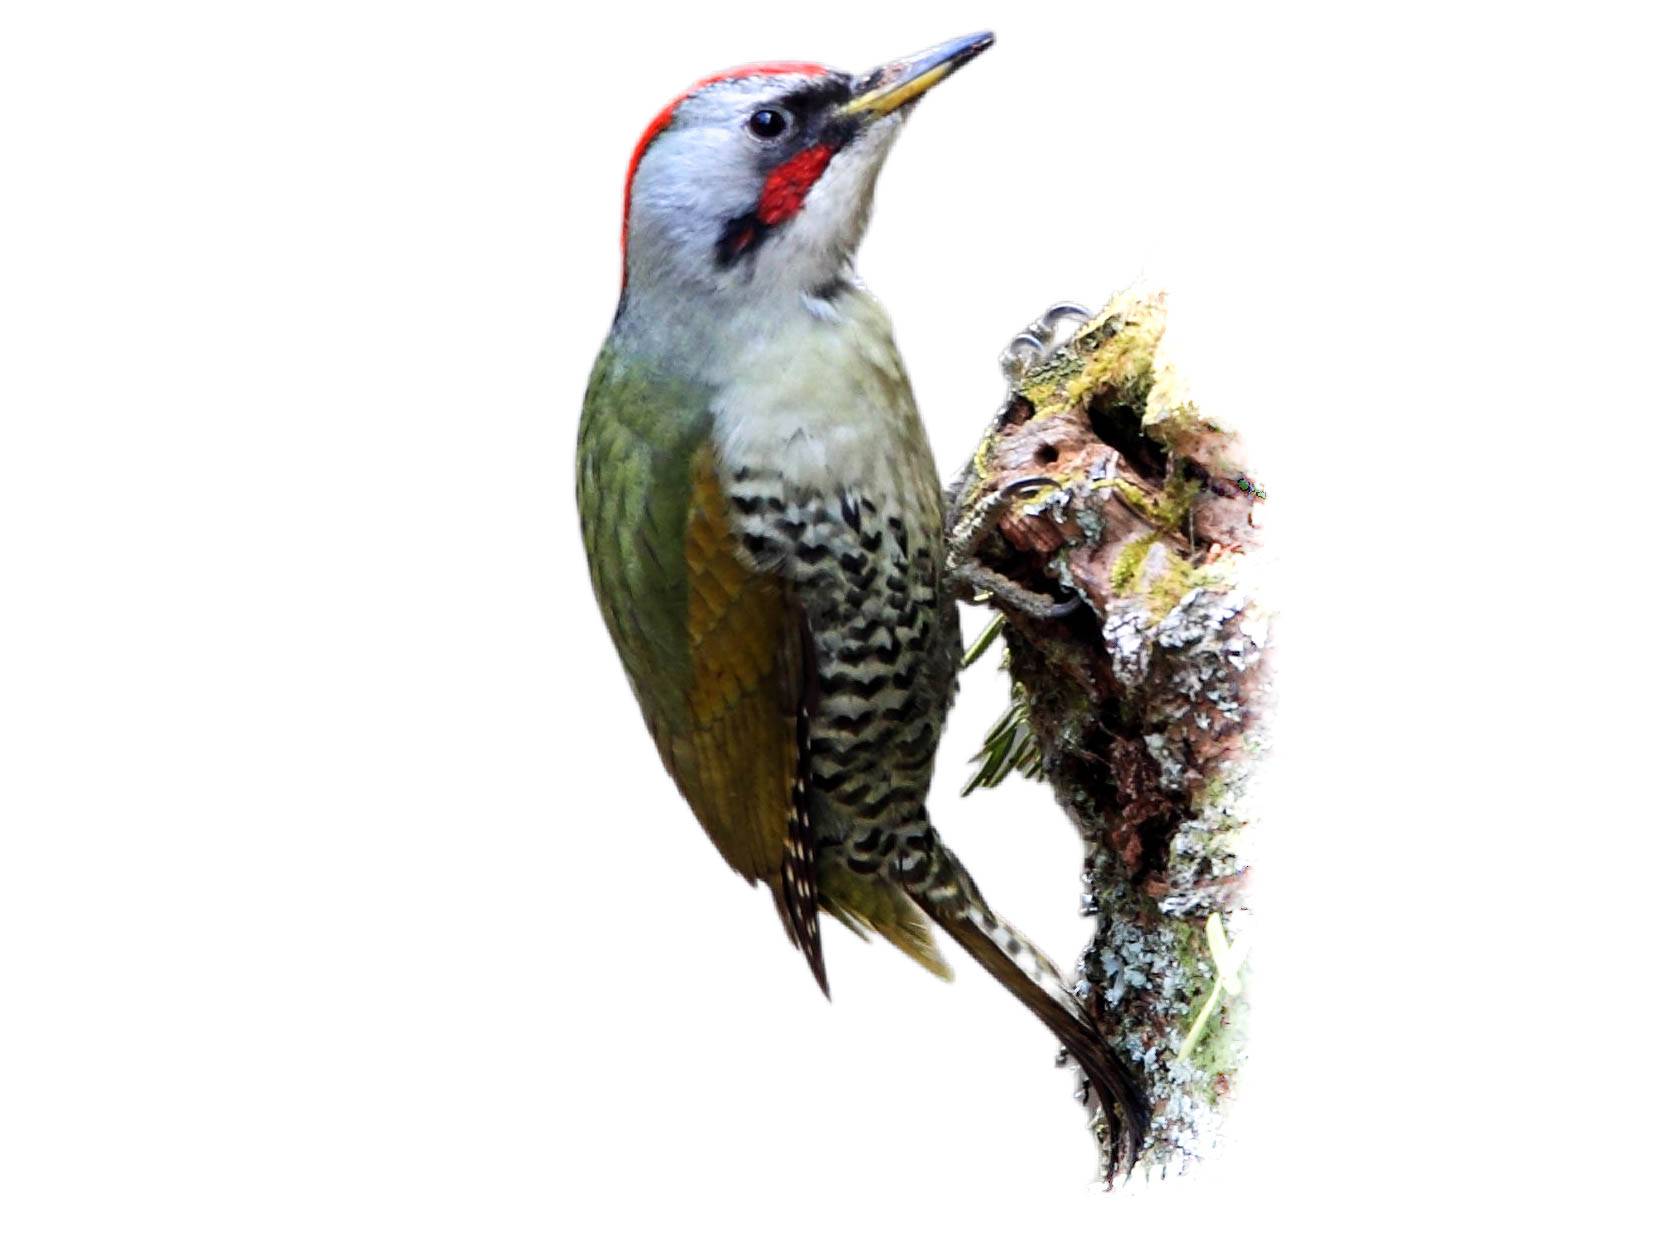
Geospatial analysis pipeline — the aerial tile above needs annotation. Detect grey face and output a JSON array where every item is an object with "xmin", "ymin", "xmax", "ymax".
[
  {"xmin": 625, "ymin": 70, "xmax": 907, "ymax": 302},
  {"xmin": 702, "ymin": 74, "xmax": 862, "ymax": 268}
]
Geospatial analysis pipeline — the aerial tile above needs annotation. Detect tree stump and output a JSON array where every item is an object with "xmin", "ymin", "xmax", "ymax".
[{"xmin": 949, "ymin": 289, "xmax": 1271, "ymax": 1178}]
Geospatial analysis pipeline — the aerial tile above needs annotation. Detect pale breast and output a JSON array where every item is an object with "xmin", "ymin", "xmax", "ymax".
[{"xmin": 710, "ymin": 288, "xmax": 960, "ymax": 854}]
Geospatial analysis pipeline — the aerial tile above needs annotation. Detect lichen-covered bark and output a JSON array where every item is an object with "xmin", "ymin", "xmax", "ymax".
[{"xmin": 950, "ymin": 290, "xmax": 1271, "ymax": 1178}]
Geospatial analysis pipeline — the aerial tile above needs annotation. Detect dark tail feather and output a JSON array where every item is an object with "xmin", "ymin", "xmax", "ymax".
[
  {"xmin": 907, "ymin": 847, "xmax": 1149, "ymax": 1184},
  {"xmin": 776, "ymin": 700, "xmax": 829, "ymax": 998}
]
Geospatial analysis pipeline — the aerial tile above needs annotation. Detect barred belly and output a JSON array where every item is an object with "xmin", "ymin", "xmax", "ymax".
[{"xmin": 723, "ymin": 464, "xmax": 961, "ymax": 880}]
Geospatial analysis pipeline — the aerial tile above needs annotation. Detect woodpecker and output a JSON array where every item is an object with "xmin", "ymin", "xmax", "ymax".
[{"xmin": 576, "ymin": 33, "xmax": 1147, "ymax": 1174}]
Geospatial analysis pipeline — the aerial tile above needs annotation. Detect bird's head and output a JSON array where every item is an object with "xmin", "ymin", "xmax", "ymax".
[{"xmin": 617, "ymin": 32, "xmax": 994, "ymax": 315}]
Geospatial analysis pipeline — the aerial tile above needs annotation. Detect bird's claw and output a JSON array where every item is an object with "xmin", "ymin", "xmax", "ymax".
[
  {"xmin": 946, "ymin": 476, "xmax": 1086, "ymax": 620},
  {"xmin": 999, "ymin": 302, "xmax": 1095, "ymax": 385},
  {"xmin": 956, "ymin": 561, "xmax": 1086, "ymax": 620},
  {"xmin": 948, "ymin": 475, "xmax": 1064, "ymax": 571},
  {"xmin": 956, "ymin": 305, "xmax": 1100, "ymax": 617}
]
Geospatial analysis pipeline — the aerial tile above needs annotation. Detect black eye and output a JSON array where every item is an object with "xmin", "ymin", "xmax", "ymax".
[{"xmin": 748, "ymin": 108, "xmax": 790, "ymax": 139}]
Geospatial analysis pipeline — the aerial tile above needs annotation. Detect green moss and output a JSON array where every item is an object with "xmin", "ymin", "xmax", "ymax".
[
  {"xmin": 1062, "ymin": 317, "xmax": 1162, "ymax": 410},
  {"xmin": 1185, "ymin": 993, "xmax": 1245, "ymax": 1106},
  {"xmin": 1018, "ymin": 369, "xmax": 1074, "ymax": 413},
  {"xmin": 1110, "ymin": 533, "xmax": 1158, "ymax": 595},
  {"xmin": 1098, "ymin": 469, "xmax": 1199, "ymax": 535},
  {"xmin": 1145, "ymin": 557, "xmax": 1197, "ymax": 618},
  {"xmin": 1143, "ymin": 396, "xmax": 1207, "ymax": 452},
  {"xmin": 1148, "ymin": 555, "xmax": 1236, "ymax": 623},
  {"xmin": 1152, "ymin": 471, "xmax": 1201, "ymax": 528},
  {"xmin": 1170, "ymin": 916, "xmax": 1207, "ymax": 987},
  {"xmin": 1101, "ymin": 476, "xmax": 1158, "ymax": 525},
  {"xmin": 1168, "ymin": 923, "xmax": 1217, "ymax": 1092},
  {"xmin": 1151, "ymin": 396, "xmax": 1202, "ymax": 430},
  {"xmin": 1169, "ymin": 919, "xmax": 1247, "ymax": 1107}
]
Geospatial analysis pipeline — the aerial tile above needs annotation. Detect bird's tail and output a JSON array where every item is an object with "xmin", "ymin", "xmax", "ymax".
[
  {"xmin": 903, "ymin": 842, "xmax": 1149, "ymax": 1183},
  {"xmin": 818, "ymin": 848, "xmax": 953, "ymax": 982}
]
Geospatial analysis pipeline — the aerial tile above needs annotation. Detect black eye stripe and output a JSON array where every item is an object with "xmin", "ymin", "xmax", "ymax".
[
  {"xmin": 774, "ymin": 76, "xmax": 853, "ymax": 114},
  {"xmin": 747, "ymin": 76, "xmax": 857, "ymax": 160},
  {"xmin": 746, "ymin": 77, "xmax": 854, "ymax": 141}
]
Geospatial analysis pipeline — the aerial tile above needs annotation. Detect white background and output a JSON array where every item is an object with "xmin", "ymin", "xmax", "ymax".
[{"xmin": 3, "ymin": 2, "xmax": 1653, "ymax": 1239}]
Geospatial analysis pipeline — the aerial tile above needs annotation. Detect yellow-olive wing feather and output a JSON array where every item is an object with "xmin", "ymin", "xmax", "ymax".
[
  {"xmin": 577, "ymin": 362, "xmax": 825, "ymax": 989},
  {"xmin": 675, "ymin": 445, "xmax": 824, "ymax": 990}
]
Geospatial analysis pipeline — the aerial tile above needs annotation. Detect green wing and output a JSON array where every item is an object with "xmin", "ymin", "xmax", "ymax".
[{"xmin": 577, "ymin": 345, "xmax": 825, "ymax": 985}]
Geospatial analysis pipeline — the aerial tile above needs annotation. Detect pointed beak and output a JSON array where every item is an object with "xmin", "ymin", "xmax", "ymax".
[{"xmin": 837, "ymin": 31, "xmax": 995, "ymax": 120}]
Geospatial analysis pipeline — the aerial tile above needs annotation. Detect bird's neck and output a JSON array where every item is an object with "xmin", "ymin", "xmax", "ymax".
[
  {"xmin": 610, "ymin": 266, "xmax": 868, "ymax": 387},
  {"xmin": 606, "ymin": 270, "xmax": 929, "ymax": 505}
]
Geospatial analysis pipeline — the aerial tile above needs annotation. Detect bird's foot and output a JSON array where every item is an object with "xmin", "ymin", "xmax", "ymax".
[
  {"xmin": 999, "ymin": 302, "xmax": 1094, "ymax": 386},
  {"xmin": 946, "ymin": 477, "xmax": 1084, "ymax": 620},
  {"xmin": 949, "ymin": 475, "xmax": 1055, "ymax": 563}
]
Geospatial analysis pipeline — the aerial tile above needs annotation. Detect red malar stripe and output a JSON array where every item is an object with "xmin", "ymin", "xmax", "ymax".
[{"xmin": 757, "ymin": 144, "xmax": 834, "ymax": 225}]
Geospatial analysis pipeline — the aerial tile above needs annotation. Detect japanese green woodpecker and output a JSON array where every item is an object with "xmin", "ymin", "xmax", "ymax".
[{"xmin": 576, "ymin": 32, "xmax": 1147, "ymax": 1171}]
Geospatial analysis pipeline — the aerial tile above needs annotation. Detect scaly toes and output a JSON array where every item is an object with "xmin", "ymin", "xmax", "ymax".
[{"xmin": 946, "ymin": 476, "xmax": 1062, "ymax": 572}]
